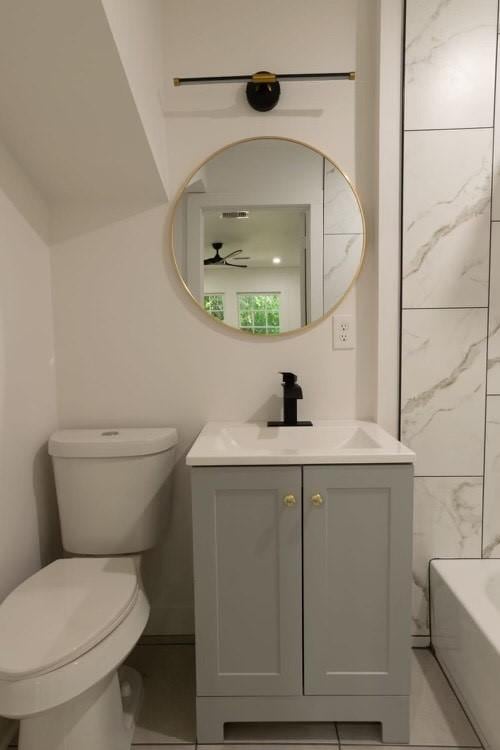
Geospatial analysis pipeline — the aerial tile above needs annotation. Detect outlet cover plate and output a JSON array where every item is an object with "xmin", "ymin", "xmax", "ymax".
[{"xmin": 333, "ymin": 314, "xmax": 355, "ymax": 350}]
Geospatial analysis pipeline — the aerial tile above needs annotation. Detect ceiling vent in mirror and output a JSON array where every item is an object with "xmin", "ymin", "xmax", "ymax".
[{"xmin": 221, "ymin": 210, "xmax": 249, "ymax": 219}]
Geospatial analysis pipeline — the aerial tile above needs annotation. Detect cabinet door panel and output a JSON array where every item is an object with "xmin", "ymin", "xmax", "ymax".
[
  {"xmin": 303, "ymin": 465, "xmax": 413, "ymax": 695},
  {"xmin": 192, "ymin": 466, "xmax": 302, "ymax": 696}
]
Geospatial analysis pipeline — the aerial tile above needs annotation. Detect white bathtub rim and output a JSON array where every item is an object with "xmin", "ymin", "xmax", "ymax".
[
  {"xmin": 433, "ymin": 646, "xmax": 489, "ymax": 750},
  {"xmin": 430, "ymin": 558, "xmax": 500, "ymax": 659}
]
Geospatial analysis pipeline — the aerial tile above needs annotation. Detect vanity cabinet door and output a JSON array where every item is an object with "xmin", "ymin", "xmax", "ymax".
[
  {"xmin": 303, "ymin": 464, "xmax": 413, "ymax": 696},
  {"xmin": 191, "ymin": 466, "xmax": 303, "ymax": 696}
]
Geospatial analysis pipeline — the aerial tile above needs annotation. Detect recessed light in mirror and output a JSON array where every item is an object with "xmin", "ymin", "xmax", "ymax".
[{"xmin": 272, "ymin": 257, "xmax": 281, "ymax": 264}]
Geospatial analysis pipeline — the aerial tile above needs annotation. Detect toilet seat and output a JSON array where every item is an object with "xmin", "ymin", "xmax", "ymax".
[{"xmin": 0, "ymin": 557, "xmax": 139, "ymax": 681}]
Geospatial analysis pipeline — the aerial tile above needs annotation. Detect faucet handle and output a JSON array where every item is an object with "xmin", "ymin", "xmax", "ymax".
[{"xmin": 279, "ymin": 372, "xmax": 297, "ymax": 384}]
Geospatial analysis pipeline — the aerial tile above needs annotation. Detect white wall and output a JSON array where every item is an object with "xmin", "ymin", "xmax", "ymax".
[
  {"xmin": 52, "ymin": 0, "xmax": 382, "ymax": 633},
  {"xmin": 0, "ymin": 156, "xmax": 59, "ymax": 605},
  {"xmin": 101, "ymin": 0, "xmax": 169, "ymax": 196}
]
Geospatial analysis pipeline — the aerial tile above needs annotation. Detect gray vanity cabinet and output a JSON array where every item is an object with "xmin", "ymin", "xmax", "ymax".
[
  {"xmin": 191, "ymin": 463, "xmax": 413, "ymax": 743},
  {"xmin": 303, "ymin": 465, "xmax": 413, "ymax": 696},
  {"xmin": 191, "ymin": 466, "xmax": 303, "ymax": 696}
]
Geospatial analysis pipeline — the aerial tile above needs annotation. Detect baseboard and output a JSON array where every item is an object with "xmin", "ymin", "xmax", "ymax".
[
  {"xmin": 140, "ymin": 634, "xmax": 429, "ymax": 649},
  {"xmin": 0, "ymin": 718, "xmax": 17, "ymax": 750},
  {"xmin": 144, "ymin": 605, "xmax": 194, "ymax": 636},
  {"xmin": 139, "ymin": 633, "xmax": 194, "ymax": 645},
  {"xmin": 140, "ymin": 632, "xmax": 429, "ymax": 648},
  {"xmin": 412, "ymin": 635, "xmax": 430, "ymax": 648}
]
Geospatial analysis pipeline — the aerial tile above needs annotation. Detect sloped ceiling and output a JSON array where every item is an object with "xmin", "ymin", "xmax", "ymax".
[{"xmin": 0, "ymin": 0, "xmax": 167, "ymax": 241}]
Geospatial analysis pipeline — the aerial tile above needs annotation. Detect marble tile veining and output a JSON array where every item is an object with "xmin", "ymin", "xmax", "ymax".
[
  {"xmin": 488, "ymin": 224, "xmax": 500, "ymax": 394},
  {"xmin": 403, "ymin": 129, "xmax": 492, "ymax": 309},
  {"xmin": 483, "ymin": 396, "xmax": 500, "ymax": 557},
  {"xmin": 405, "ymin": 0, "xmax": 497, "ymax": 130},
  {"xmin": 324, "ymin": 162, "xmax": 363, "ymax": 234},
  {"xmin": 401, "ymin": 308, "xmax": 487, "ymax": 476},
  {"xmin": 411, "ymin": 477, "xmax": 482, "ymax": 635},
  {"xmin": 323, "ymin": 234, "xmax": 363, "ymax": 311}
]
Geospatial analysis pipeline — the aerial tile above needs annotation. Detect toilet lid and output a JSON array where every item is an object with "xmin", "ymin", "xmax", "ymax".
[{"xmin": 0, "ymin": 557, "xmax": 139, "ymax": 680}]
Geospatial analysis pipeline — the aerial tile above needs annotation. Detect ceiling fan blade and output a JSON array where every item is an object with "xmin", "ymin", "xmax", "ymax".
[
  {"xmin": 224, "ymin": 261, "xmax": 248, "ymax": 268},
  {"xmin": 222, "ymin": 249, "xmax": 243, "ymax": 259}
]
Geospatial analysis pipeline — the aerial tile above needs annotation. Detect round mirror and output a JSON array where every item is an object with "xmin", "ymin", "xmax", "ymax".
[{"xmin": 171, "ymin": 137, "xmax": 365, "ymax": 336}]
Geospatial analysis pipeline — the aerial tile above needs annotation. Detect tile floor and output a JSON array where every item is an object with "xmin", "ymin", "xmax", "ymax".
[
  {"xmin": 7, "ymin": 645, "xmax": 482, "ymax": 749},
  {"xmin": 124, "ymin": 645, "xmax": 480, "ymax": 749}
]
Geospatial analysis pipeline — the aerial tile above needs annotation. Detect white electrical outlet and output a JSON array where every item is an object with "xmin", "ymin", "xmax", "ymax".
[{"xmin": 333, "ymin": 314, "xmax": 355, "ymax": 350}]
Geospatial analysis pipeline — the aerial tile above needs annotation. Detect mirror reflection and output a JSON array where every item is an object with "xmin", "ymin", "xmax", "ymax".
[{"xmin": 172, "ymin": 138, "xmax": 364, "ymax": 335}]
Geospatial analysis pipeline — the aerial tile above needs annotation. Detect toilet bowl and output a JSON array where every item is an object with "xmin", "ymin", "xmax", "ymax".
[{"xmin": 0, "ymin": 427, "xmax": 177, "ymax": 750}]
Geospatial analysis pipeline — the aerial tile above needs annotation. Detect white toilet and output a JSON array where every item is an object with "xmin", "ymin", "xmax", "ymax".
[{"xmin": 0, "ymin": 427, "xmax": 177, "ymax": 750}]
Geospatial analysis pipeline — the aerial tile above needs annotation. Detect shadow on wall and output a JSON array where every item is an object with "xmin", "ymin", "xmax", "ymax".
[
  {"xmin": 162, "ymin": 105, "xmax": 325, "ymax": 119},
  {"xmin": 32, "ymin": 443, "xmax": 62, "ymax": 566},
  {"xmin": 248, "ymin": 395, "xmax": 283, "ymax": 422},
  {"xmin": 141, "ymin": 450, "xmax": 194, "ymax": 634},
  {"xmin": 161, "ymin": 83, "xmax": 324, "ymax": 119},
  {"xmin": 0, "ymin": 139, "xmax": 49, "ymax": 242}
]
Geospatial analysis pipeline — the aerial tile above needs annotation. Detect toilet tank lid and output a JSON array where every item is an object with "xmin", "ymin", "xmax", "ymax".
[{"xmin": 49, "ymin": 427, "xmax": 178, "ymax": 458}]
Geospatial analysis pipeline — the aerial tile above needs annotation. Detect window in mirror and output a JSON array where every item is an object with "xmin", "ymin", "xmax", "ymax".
[
  {"xmin": 203, "ymin": 293, "xmax": 225, "ymax": 321},
  {"xmin": 238, "ymin": 293, "xmax": 280, "ymax": 335}
]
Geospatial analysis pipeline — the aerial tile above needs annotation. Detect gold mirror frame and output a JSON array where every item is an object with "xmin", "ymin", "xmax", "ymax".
[{"xmin": 169, "ymin": 136, "xmax": 366, "ymax": 338}]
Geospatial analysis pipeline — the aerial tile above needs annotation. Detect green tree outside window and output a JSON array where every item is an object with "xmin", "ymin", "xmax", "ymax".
[
  {"xmin": 204, "ymin": 293, "xmax": 224, "ymax": 321},
  {"xmin": 238, "ymin": 293, "xmax": 280, "ymax": 335}
]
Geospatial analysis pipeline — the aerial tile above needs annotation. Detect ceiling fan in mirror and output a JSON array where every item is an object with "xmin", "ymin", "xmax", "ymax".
[{"xmin": 204, "ymin": 242, "xmax": 250, "ymax": 268}]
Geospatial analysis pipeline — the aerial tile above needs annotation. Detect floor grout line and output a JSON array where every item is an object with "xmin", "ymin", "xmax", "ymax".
[{"xmin": 125, "ymin": 646, "xmax": 480, "ymax": 750}]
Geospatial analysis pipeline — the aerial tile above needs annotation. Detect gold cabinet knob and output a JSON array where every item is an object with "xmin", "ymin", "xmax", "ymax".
[
  {"xmin": 311, "ymin": 493, "xmax": 324, "ymax": 506},
  {"xmin": 283, "ymin": 494, "xmax": 296, "ymax": 507}
]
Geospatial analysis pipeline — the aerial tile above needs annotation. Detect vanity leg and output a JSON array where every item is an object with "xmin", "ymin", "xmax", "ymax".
[
  {"xmin": 196, "ymin": 700, "xmax": 225, "ymax": 744},
  {"xmin": 381, "ymin": 698, "xmax": 410, "ymax": 744}
]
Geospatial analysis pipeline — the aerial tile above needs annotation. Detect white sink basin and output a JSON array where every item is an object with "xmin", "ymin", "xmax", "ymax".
[{"xmin": 186, "ymin": 420, "xmax": 415, "ymax": 466}]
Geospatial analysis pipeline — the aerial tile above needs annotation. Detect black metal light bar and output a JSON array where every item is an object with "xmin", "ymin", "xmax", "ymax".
[
  {"xmin": 173, "ymin": 70, "xmax": 355, "ymax": 112},
  {"xmin": 173, "ymin": 71, "xmax": 355, "ymax": 86}
]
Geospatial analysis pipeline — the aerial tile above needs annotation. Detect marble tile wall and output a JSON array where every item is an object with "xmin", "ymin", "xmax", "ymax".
[
  {"xmin": 402, "ymin": 0, "xmax": 499, "ymax": 636},
  {"xmin": 403, "ymin": 129, "xmax": 492, "ymax": 309},
  {"xmin": 405, "ymin": 0, "xmax": 497, "ymax": 130}
]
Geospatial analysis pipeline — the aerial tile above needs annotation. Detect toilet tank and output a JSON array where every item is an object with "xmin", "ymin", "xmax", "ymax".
[{"xmin": 48, "ymin": 428, "xmax": 177, "ymax": 555}]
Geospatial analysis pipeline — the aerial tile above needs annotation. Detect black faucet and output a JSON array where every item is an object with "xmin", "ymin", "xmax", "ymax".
[{"xmin": 267, "ymin": 372, "xmax": 313, "ymax": 427}]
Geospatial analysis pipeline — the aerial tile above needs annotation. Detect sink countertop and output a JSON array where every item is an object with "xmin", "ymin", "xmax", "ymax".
[{"xmin": 186, "ymin": 420, "xmax": 415, "ymax": 466}]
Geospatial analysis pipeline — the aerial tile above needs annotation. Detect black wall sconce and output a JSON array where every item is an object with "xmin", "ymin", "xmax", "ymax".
[{"xmin": 173, "ymin": 70, "xmax": 355, "ymax": 112}]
